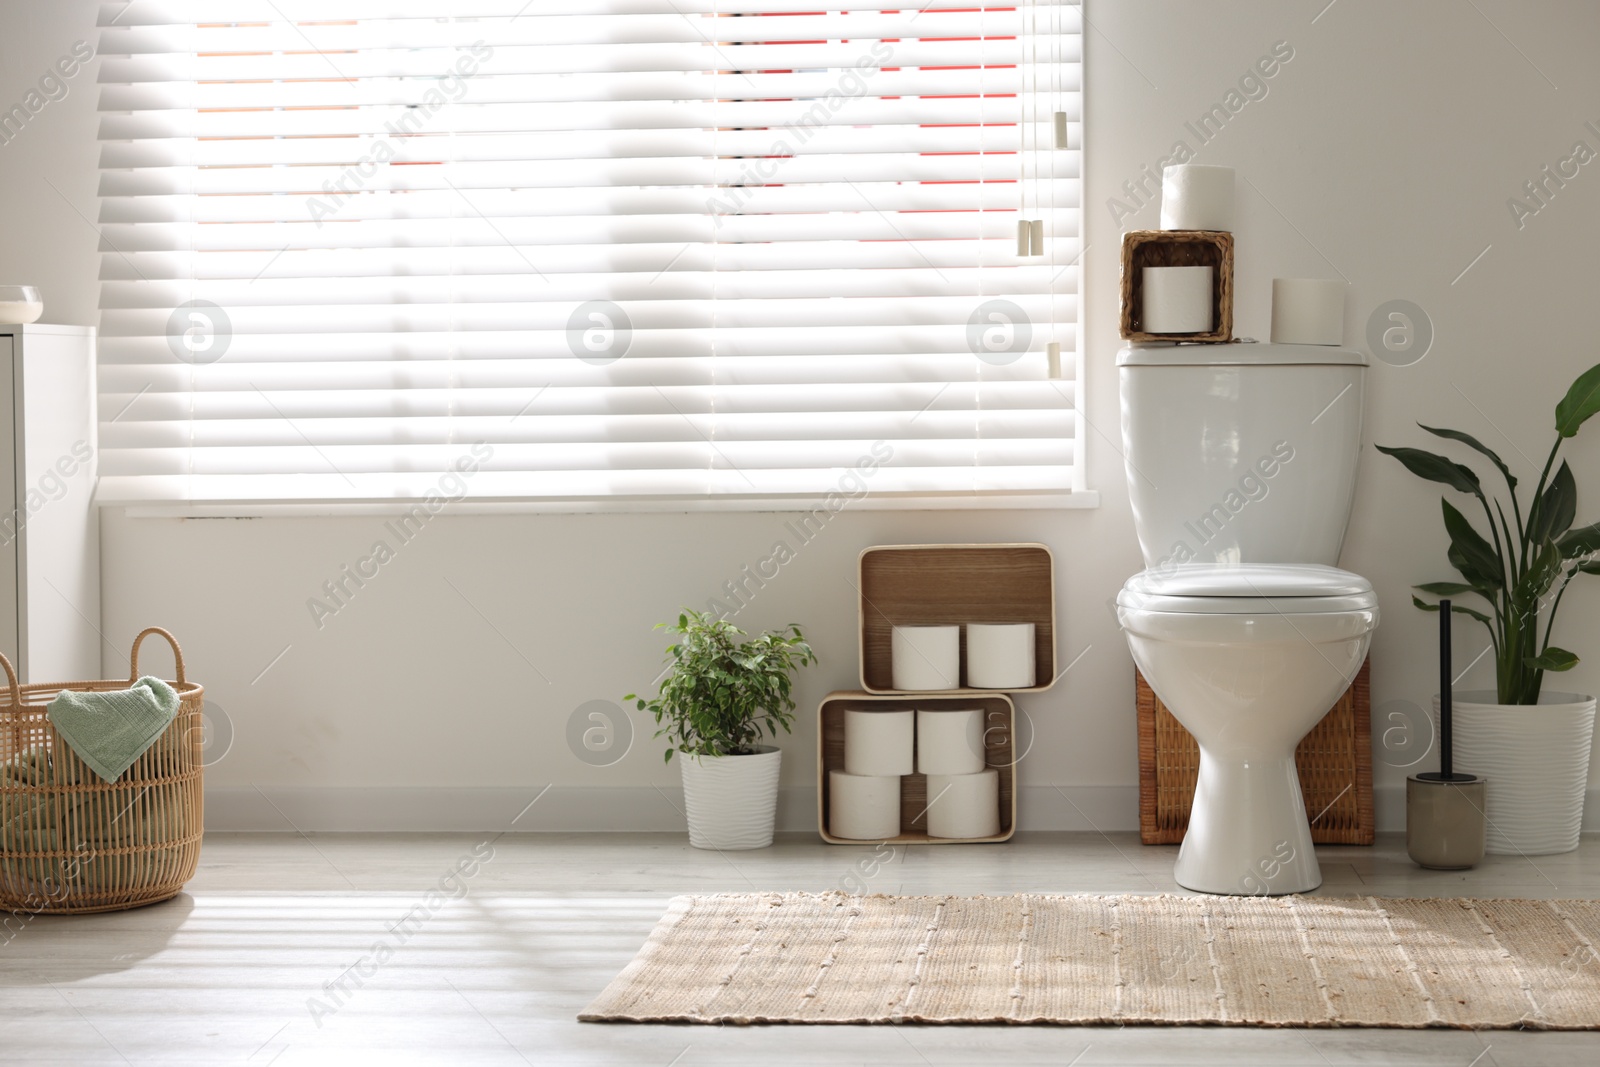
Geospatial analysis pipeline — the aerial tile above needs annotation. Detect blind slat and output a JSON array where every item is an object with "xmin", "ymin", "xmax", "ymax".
[{"xmin": 100, "ymin": 71, "xmax": 1078, "ymax": 110}]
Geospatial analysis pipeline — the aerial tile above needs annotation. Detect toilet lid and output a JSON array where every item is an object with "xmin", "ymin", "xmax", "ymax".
[{"xmin": 1118, "ymin": 564, "xmax": 1379, "ymax": 614}]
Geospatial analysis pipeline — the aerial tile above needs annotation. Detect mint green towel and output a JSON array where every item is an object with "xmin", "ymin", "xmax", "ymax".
[{"xmin": 46, "ymin": 677, "xmax": 180, "ymax": 783}]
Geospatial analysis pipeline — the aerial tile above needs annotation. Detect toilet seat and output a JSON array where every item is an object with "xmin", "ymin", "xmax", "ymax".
[{"xmin": 1117, "ymin": 563, "xmax": 1377, "ymax": 615}]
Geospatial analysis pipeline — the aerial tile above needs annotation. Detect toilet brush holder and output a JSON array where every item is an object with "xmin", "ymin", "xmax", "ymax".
[
  {"xmin": 1406, "ymin": 774, "xmax": 1486, "ymax": 869},
  {"xmin": 1407, "ymin": 599, "xmax": 1486, "ymax": 870}
]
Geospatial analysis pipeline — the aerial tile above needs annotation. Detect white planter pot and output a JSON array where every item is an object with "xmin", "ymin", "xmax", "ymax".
[
  {"xmin": 1444, "ymin": 690, "xmax": 1596, "ymax": 856},
  {"xmin": 679, "ymin": 746, "xmax": 782, "ymax": 850}
]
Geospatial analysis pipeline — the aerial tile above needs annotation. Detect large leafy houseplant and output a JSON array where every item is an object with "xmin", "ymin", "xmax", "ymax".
[
  {"xmin": 627, "ymin": 609, "xmax": 817, "ymax": 762},
  {"xmin": 1378, "ymin": 362, "xmax": 1600, "ymax": 704}
]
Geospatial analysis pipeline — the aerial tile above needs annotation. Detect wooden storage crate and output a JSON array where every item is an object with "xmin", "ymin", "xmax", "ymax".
[
  {"xmin": 1136, "ymin": 659, "xmax": 1373, "ymax": 845},
  {"xmin": 857, "ymin": 543, "xmax": 1056, "ymax": 694},
  {"xmin": 817, "ymin": 690, "xmax": 1015, "ymax": 844},
  {"xmin": 1119, "ymin": 229, "xmax": 1234, "ymax": 343}
]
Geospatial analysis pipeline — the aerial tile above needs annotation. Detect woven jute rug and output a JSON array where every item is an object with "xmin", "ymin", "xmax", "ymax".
[{"xmin": 581, "ymin": 892, "xmax": 1600, "ymax": 1028}]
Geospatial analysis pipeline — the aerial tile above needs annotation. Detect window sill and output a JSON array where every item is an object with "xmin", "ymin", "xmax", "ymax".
[{"xmin": 115, "ymin": 490, "xmax": 1100, "ymax": 519}]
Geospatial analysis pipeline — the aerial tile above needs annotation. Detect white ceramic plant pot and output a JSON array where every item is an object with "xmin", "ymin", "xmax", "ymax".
[
  {"xmin": 1445, "ymin": 691, "xmax": 1596, "ymax": 856},
  {"xmin": 679, "ymin": 746, "xmax": 782, "ymax": 850}
]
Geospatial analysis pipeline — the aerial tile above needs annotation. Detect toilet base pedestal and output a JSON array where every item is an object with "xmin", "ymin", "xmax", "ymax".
[{"xmin": 1173, "ymin": 751, "xmax": 1321, "ymax": 895}]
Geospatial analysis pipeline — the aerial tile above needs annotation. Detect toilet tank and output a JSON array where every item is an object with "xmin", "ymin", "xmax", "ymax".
[{"xmin": 1118, "ymin": 343, "xmax": 1368, "ymax": 569}]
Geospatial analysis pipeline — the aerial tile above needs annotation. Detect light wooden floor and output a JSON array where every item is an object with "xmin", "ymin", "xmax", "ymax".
[{"xmin": 4, "ymin": 832, "xmax": 1600, "ymax": 1065}]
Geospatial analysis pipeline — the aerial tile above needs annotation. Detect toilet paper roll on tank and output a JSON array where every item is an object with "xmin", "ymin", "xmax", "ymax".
[
  {"xmin": 1270, "ymin": 278, "xmax": 1346, "ymax": 345},
  {"xmin": 1160, "ymin": 165, "xmax": 1235, "ymax": 232}
]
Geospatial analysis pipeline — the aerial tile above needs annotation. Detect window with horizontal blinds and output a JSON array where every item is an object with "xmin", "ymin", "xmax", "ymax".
[{"xmin": 94, "ymin": 0, "xmax": 1083, "ymax": 508}]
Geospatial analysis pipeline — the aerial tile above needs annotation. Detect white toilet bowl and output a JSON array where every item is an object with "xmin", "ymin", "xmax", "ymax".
[{"xmin": 1117, "ymin": 564, "xmax": 1378, "ymax": 895}]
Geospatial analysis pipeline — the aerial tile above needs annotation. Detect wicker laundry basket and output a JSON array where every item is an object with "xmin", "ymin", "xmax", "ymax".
[{"xmin": 0, "ymin": 628, "xmax": 204, "ymax": 914}]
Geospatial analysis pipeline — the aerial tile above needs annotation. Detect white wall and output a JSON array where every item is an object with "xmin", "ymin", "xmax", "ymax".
[
  {"xmin": 0, "ymin": 1, "xmax": 99, "ymax": 325},
  {"xmin": 8, "ymin": 1, "xmax": 1600, "ymax": 832}
]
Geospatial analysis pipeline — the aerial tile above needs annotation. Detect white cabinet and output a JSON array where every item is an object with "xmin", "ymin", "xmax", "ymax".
[{"xmin": 0, "ymin": 324, "xmax": 99, "ymax": 682}]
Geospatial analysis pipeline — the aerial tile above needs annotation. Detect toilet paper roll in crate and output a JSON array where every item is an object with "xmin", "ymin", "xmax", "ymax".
[
  {"xmin": 828, "ymin": 770, "xmax": 902, "ymax": 840},
  {"xmin": 843, "ymin": 707, "xmax": 914, "ymax": 776},
  {"xmin": 1141, "ymin": 266, "xmax": 1214, "ymax": 334},
  {"xmin": 1271, "ymin": 278, "xmax": 1346, "ymax": 345},
  {"xmin": 925, "ymin": 769, "xmax": 1002, "ymax": 839},
  {"xmin": 1160, "ymin": 165, "xmax": 1235, "ymax": 231},
  {"xmin": 965, "ymin": 623, "xmax": 1035, "ymax": 688},
  {"xmin": 916, "ymin": 708, "xmax": 986, "ymax": 776},
  {"xmin": 891, "ymin": 624, "xmax": 960, "ymax": 690}
]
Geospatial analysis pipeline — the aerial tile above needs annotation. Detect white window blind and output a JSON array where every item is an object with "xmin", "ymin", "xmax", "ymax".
[{"xmin": 95, "ymin": 0, "xmax": 1083, "ymax": 508}]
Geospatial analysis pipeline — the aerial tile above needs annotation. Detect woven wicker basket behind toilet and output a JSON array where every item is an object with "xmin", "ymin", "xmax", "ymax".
[
  {"xmin": 0, "ymin": 628, "xmax": 204, "ymax": 914},
  {"xmin": 1137, "ymin": 659, "xmax": 1373, "ymax": 846}
]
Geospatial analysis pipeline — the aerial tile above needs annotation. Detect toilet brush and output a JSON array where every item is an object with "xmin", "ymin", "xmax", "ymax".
[{"xmin": 1406, "ymin": 599, "xmax": 1487, "ymax": 869}]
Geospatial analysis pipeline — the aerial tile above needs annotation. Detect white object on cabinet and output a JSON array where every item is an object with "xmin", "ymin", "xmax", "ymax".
[{"xmin": 0, "ymin": 324, "xmax": 99, "ymax": 682}]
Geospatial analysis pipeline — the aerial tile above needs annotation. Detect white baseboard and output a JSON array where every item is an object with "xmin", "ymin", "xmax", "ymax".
[
  {"xmin": 205, "ymin": 784, "xmax": 1144, "ymax": 834},
  {"xmin": 204, "ymin": 784, "xmax": 1600, "ymax": 836},
  {"xmin": 1374, "ymin": 785, "xmax": 1406, "ymax": 835},
  {"xmin": 1014, "ymin": 784, "xmax": 1142, "ymax": 832},
  {"xmin": 1374, "ymin": 785, "xmax": 1600, "ymax": 838},
  {"xmin": 206, "ymin": 785, "xmax": 704, "ymax": 833}
]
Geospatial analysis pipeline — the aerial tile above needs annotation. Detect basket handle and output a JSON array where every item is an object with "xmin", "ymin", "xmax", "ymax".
[
  {"xmin": 128, "ymin": 627, "xmax": 187, "ymax": 685},
  {"xmin": 0, "ymin": 650, "xmax": 19, "ymax": 707}
]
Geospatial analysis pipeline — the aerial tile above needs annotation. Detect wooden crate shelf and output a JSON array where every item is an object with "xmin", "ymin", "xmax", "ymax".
[
  {"xmin": 1136, "ymin": 658, "xmax": 1373, "ymax": 845},
  {"xmin": 817, "ymin": 691, "xmax": 1016, "ymax": 844},
  {"xmin": 1119, "ymin": 229, "xmax": 1234, "ymax": 343},
  {"xmin": 857, "ymin": 543, "xmax": 1056, "ymax": 694}
]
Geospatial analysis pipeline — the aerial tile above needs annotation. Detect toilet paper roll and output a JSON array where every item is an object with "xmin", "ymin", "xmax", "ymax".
[
  {"xmin": 1142, "ymin": 267, "xmax": 1214, "ymax": 334},
  {"xmin": 1160, "ymin": 164, "xmax": 1235, "ymax": 231},
  {"xmin": 925, "ymin": 769, "xmax": 1002, "ymax": 839},
  {"xmin": 965, "ymin": 623, "xmax": 1036, "ymax": 688},
  {"xmin": 1270, "ymin": 278, "xmax": 1346, "ymax": 345},
  {"xmin": 828, "ymin": 770, "xmax": 903, "ymax": 840},
  {"xmin": 843, "ymin": 708, "xmax": 915, "ymax": 777},
  {"xmin": 916, "ymin": 708, "xmax": 986, "ymax": 776},
  {"xmin": 891, "ymin": 625, "xmax": 961, "ymax": 691}
]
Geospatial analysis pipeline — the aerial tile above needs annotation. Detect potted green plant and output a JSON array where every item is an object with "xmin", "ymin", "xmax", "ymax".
[
  {"xmin": 627, "ymin": 609, "xmax": 816, "ymax": 850},
  {"xmin": 1378, "ymin": 361, "xmax": 1600, "ymax": 855}
]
